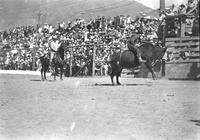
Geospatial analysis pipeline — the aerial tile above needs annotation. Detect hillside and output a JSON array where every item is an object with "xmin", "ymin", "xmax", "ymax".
[{"xmin": 0, "ymin": 0, "xmax": 158, "ymax": 30}]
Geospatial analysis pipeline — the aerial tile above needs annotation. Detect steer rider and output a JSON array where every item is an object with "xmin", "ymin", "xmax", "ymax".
[{"xmin": 127, "ymin": 34, "xmax": 146, "ymax": 63}]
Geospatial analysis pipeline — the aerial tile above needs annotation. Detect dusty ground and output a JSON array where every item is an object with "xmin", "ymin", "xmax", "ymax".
[{"xmin": 0, "ymin": 73, "xmax": 200, "ymax": 140}]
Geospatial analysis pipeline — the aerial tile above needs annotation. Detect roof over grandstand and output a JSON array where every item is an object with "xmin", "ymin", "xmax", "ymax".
[{"xmin": 0, "ymin": 0, "xmax": 158, "ymax": 30}]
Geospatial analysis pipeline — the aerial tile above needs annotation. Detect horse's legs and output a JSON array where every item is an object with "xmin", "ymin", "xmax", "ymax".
[
  {"xmin": 41, "ymin": 69, "xmax": 44, "ymax": 81},
  {"xmin": 116, "ymin": 75, "xmax": 121, "ymax": 85},
  {"xmin": 44, "ymin": 69, "xmax": 47, "ymax": 80},
  {"xmin": 60, "ymin": 67, "xmax": 63, "ymax": 80},
  {"xmin": 144, "ymin": 59, "xmax": 156, "ymax": 80},
  {"xmin": 110, "ymin": 75, "xmax": 114, "ymax": 85},
  {"xmin": 54, "ymin": 66, "xmax": 57, "ymax": 81}
]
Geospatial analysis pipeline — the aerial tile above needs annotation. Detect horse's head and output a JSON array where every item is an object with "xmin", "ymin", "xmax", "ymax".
[
  {"xmin": 140, "ymin": 43, "xmax": 167, "ymax": 61},
  {"xmin": 128, "ymin": 34, "xmax": 140, "ymax": 45}
]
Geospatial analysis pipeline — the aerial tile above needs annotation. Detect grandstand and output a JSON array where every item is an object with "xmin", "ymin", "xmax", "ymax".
[{"xmin": 0, "ymin": 0, "xmax": 199, "ymax": 79}]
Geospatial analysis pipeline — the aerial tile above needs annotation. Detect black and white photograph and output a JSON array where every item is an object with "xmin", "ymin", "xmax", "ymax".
[{"xmin": 0, "ymin": 0, "xmax": 199, "ymax": 139}]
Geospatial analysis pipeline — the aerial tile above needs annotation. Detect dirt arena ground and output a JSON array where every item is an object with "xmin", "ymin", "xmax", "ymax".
[{"xmin": 0, "ymin": 72, "xmax": 200, "ymax": 140}]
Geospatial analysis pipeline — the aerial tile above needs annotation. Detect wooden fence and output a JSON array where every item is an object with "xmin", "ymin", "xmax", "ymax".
[
  {"xmin": 165, "ymin": 36, "xmax": 200, "ymax": 79},
  {"xmin": 0, "ymin": 43, "xmax": 114, "ymax": 77}
]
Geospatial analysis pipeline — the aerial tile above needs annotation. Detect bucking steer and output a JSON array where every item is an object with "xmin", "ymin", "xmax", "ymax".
[{"xmin": 109, "ymin": 42, "xmax": 167, "ymax": 85}]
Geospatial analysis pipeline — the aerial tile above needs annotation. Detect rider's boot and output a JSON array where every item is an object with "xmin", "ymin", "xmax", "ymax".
[{"xmin": 49, "ymin": 60, "xmax": 54, "ymax": 75}]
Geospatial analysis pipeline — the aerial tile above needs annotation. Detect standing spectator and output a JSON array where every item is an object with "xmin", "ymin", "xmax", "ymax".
[{"xmin": 192, "ymin": 16, "xmax": 199, "ymax": 36}]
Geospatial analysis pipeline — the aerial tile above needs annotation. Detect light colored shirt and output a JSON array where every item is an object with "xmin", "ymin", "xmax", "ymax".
[{"xmin": 50, "ymin": 40, "xmax": 61, "ymax": 52}]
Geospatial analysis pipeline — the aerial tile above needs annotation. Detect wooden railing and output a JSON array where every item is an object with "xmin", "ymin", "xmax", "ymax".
[
  {"xmin": 165, "ymin": 36, "xmax": 200, "ymax": 79},
  {"xmin": 165, "ymin": 36, "xmax": 200, "ymax": 64},
  {"xmin": 0, "ymin": 43, "xmax": 115, "ymax": 77}
]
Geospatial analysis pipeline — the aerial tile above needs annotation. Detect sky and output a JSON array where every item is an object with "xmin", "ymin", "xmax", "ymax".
[
  {"xmin": 0, "ymin": 0, "xmax": 188, "ymax": 10},
  {"xmin": 134, "ymin": 0, "xmax": 188, "ymax": 9}
]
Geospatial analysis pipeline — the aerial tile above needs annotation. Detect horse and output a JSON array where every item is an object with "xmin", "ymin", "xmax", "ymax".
[
  {"xmin": 109, "ymin": 42, "xmax": 167, "ymax": 85},
  {"xmin": 40, "ymin": 55, "xmax": 49, "ymax": 80},
  {"xmin": 40, "ymin": 44, "xmax": 65, "ymax": 81}
]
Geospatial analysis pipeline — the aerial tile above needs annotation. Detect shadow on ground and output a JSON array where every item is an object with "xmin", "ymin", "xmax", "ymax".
[
  {"xmin": 93, "ymin": 83, "xmax": 152, "ymax": 86},
  {"xmin": 190, "ymin": 120, "xmax": 200, "ymax": 126},
  {"xmin": 30, "ymin": 79, "xmax": 55, "ymax": 82}
]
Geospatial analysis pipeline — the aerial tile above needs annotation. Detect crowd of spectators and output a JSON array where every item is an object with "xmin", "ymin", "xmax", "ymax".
[
  {"xmin": 159, "ymin": 0, "xmax": 199, "ymax": 38},
  {"xmin": 0, "ymin": 14, "xmax": 160, "ymax": 75},
  {"xmin": 0, "ymin": 0, "xmax": 199, "ymax": 76}
]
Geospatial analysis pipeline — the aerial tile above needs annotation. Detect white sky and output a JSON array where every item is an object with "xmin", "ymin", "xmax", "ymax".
[{"xmin": 134, "ymin": 0, "xmax": 188, "ymax": 9}]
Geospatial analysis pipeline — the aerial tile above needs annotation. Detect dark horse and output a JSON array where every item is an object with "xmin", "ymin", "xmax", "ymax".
[
  {"xmin": 40, "ymin": 44, "xmax": 65, "ymax": 81},
  {"xmin": 110, "ymin": 42, "xmax": 167, "ymax": 85}
]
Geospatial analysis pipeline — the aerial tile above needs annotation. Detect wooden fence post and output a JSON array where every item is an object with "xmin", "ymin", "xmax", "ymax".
[
  {"xmin": 69, "ymin": 46, "xmax": 73, "ymax": 76},
  {"xmin": 92, "ymin": 44, "xmax": 96, "ymax": 76},
  {"xmin": 162, "ymin": 24, "xmax": 166, "ymax": 47},
  {"xmin": 161, "ymin": 59, "xmax": 165, "ymax": 77},
  {"xmin": 32, "ymin": 47, "xmax": 36, "ymax": 71},
  {"xmin": 18, "ymin": 49, "xmax": 22, "ymax": 70},
  {"xmin": 2, "ymin": 51, "xmax": 6, "ymax": 69}
]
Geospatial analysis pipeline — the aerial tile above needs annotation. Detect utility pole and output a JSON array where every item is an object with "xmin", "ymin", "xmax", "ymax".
[
  {"xmin": 160, "ymin": 0, "xmax": 165, "ymax": 15},
  {"xmin": 37, "ymin": 11, "xmax": 42, "ymax": 28},
  {"xmin": 43, "ymin": 0, "xmax": 48, "ymax": 24},
  {"xmin": 43, "ymin": 12, "xmax": 47, "ymax": 24}
]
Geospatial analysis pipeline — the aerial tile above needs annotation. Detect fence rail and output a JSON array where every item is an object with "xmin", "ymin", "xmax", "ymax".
[
  {"xmin": 0, "ymin": 43, "xmax": 117, "ymax": 77},
  {"xmin": 165, "ymin": 36, "xmax": 200, "ymax": 79},
  {"xmin": 166, "ymin": 36, "xmax": 200, "ymax": 64},
  {"xmin": 165, "ymin": 36, "xmax": 199, "ymax": 42}
]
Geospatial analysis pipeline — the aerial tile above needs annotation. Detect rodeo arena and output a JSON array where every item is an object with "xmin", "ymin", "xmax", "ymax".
[{"xmin": 0, "ymin": 0, "xmax": 200, "ymax": 140}]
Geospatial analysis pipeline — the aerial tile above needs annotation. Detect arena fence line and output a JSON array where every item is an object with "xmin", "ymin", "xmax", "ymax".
[
  {"xmin": 165, "ymin": 36, "xmax": 200, "ymax": 79},
  {"xmin": 1, "ymin": 43, "xmax": 117, "ymax": 77}
]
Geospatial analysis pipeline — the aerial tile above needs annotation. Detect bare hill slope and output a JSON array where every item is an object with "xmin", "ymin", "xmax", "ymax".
[{"xmin": 0, "ymin": 0, "xmax": 158, "ymax": 30}]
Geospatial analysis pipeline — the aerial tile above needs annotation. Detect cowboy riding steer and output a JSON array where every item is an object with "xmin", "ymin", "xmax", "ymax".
[{"xmin": 109, "ymin": 35, "xmax": 167, "ymax": 85}]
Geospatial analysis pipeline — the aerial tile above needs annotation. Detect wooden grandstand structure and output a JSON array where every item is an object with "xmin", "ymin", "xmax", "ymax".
[
  {"xmin": 164, "ymin": 14, "xmax": 200, "ymax": 79},
  {"xmin": 137, "ymin": 0, "xmax": 200, "ymax": 79}
]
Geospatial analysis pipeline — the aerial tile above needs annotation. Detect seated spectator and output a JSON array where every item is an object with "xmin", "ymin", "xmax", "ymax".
[
  {"xmin": 171, "ymin": 4, "xmax": 179, "ymax": 16},
  {"xmin": 179, "ymin": 4, "xmax": 187, "ymax": 15},
  {"xmin": 186, "ymin": 0, "xmax": 198, "ymax": 14}
]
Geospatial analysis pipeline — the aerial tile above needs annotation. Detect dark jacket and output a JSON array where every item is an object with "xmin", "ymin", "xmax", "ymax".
[
  {"xmin": 127, "ymin": 35, "xmax": 141, "ymax": 56},
  {"xmin": 110, "ymin": 51, "xmax": 122, "ymax": 76}
]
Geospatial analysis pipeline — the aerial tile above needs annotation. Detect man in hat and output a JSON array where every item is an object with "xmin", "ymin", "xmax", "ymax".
[
  {"xmin": 114, "ymin": 44, "xmax": 121, "ymax": 55},
  {"xmin": 165, "ymin": 7, "xmax": 174, "ymax": 16},
  {"xmin": 127, "ymin": 34, "xmax": 146, "ymax": 63},
  {"xmin": 109, "ymin": 43, "xmax": 121, "ymax": 66},
  {"xmin": 49, "ymin": 36, "xmax": 61, "ymax": 65}
]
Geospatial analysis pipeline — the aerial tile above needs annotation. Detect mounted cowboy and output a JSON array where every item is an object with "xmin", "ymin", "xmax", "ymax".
[
  {"xmin": 40, "ymin": 35, "xmax": 65, "ymax": 81},
  {"xmin": 49, "ymin": 35, "xmax": 61, "ymax": 63},
  {"xmin": 127, "ymin": 34, "xmax": 146, "ymax": 63},
  {"xmin": 49, "ymin": 35, "xmax": 61, "ymax": 72}
]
